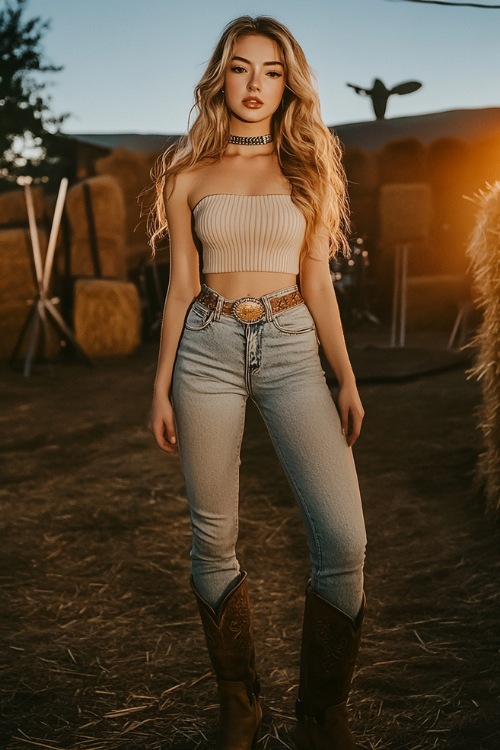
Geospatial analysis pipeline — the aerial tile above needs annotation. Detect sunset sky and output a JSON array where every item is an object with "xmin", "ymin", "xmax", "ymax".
[{"xmin": 28, "ymin": 0, "xmax": 499, "ymax": 134}]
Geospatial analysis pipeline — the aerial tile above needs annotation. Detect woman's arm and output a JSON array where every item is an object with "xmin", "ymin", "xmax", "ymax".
[
  {"xmin": 150, "ymin": 174, "xmax": 201, "ymax": 454},
  {"xmin": 300, "ymin": 245, "xmax": 364, "ymax": 447}
]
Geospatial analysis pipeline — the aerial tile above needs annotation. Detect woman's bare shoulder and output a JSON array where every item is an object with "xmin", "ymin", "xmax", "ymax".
[{"xmin": 167, "ymin": 162, "xmax": 214, "ymax": 205}]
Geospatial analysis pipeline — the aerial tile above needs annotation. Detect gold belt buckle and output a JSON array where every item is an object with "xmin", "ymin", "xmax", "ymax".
[{"xmin": 232, "ymin": 297, "xmax": 266, "ymax": 324}]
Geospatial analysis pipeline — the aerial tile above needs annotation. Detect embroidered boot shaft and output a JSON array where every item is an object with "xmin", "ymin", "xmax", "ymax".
[
  {"xmin": 296, "ymin": 585, "xmax": 365, "ymax": 750},
  {"xmin": 191, "ymin": 572, "xmax": 262, "ymax": 750}
]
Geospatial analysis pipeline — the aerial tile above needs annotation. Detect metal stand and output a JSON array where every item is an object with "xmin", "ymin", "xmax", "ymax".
[
  {"xmin": 448, "ymin": 299, "xmax": 473, "ymax": 351},
  {"xmin": 390, "ymin": 243, "xmax": 409, "ymax": 347},
  {"xmin": 10, "ymin": 178, "xmax": 93, "ymax": 376}
]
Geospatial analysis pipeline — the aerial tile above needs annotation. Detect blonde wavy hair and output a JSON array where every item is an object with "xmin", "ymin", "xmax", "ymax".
[{"xmin": 149, "ymin": 15, "xmax": 350, "ymax": 257}]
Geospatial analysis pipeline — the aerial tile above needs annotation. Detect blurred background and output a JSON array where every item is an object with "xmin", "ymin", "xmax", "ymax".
[
  {"xmin": 2, "ymin": 4, "xmax": 500, "ymax": 748},
  {"xmin": 2, "ymin": 0, "xmax": 500, "ymax": 363},
  {"xmin": 1, "ymin": 0, "xmax": 500, "ymax": 360}
]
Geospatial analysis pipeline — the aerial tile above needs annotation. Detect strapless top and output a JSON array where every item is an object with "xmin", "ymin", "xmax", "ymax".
[{"xmin": 193, "ymin": 193, "xmax": 306, "ymax": 274}]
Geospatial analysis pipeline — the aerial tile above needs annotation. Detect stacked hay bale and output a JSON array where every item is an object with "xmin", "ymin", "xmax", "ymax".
[
  {"xmin": 96, "ymin": 148, "xmax": 171, "ymax": 332},
  {"xmin": 338, "ymin": 132, "xmax": 500, "ymax": 331},
  {"xmin": 378, "ymin": 138, "xmax": 428, "ymax": 187},
  {"xmin": 378, "ymin": 182, "xmax": 434, "ymax": 325},
  {"xmin": 73, "ymin": 278, "xmax": 141, "ymax": 357},
  {"xmin": 379, "ymin": 183, "xmax": 432, "ymax": 249},
  {"xmin": 466, "ymin": 182, "xmax": 500, "ymax": 517},
  {"xmin": 0, "ymin": 184, "xmax": 45, "ymax": 226},
  {"xmin": 378, "ymin": 140, "xmax": 430, "ymax": 284},
  {"xmin": 95, "ymin": 148, "xmax": 156, "ymax": 271},
  {"xmin": 65, "ymin": 175, "xmax": 127, "ymax": 280},
  {"xmin": 0, "ymin": 187, "xmax": 47, "ymax": 359},
  {"xmin": 469, "ymin": 135, "xmax": 500, "ymax": 190},
  {"xmin": 428, "ymin": 138, "xmax": 475, "ymax": 275},
  {"xmin": 66, "ymin": 175, "xmax": 141, "ymax": 357},
  {"xmin": 344, "ymin": 146, "xmax": 379, "ymax": 241}
]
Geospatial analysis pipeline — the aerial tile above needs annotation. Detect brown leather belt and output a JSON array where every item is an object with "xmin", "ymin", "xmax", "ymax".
[{"xmin": 197, "ymin": 286, "xmax": 304, "ymax": 324}]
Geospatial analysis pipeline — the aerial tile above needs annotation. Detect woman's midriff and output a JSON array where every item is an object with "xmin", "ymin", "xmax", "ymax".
[{"xmin": 204, "ymin": 271, "xmax": 298, "ymax": 300}]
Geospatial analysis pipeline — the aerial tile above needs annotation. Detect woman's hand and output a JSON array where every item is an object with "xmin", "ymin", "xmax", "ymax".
[
  {"xmin": 150, "ymin": 395, "xmax": 178, "ymax": 454},
  {"xmin": 337, "ymin": 381, "xmax": 365, "ymax": 447},
  {"xmin": 300, "ymin": 255, "xmax": 364, "ymax": 448}
]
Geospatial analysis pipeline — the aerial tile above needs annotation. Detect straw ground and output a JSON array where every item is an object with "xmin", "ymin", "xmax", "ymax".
[{"xmin": 1, "ymin": 337, "xmax": 499, "ymax": 750}]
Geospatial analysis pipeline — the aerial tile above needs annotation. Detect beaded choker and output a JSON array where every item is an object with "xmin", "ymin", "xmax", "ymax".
[{"xmin": 228, "ymin": 134, "xmax": 272, "ymax": 146}]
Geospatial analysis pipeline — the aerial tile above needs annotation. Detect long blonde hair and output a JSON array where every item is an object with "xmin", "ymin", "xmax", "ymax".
[{"xmin": 149, "ymin": 15, "xmax": 350, "ymax": 257}]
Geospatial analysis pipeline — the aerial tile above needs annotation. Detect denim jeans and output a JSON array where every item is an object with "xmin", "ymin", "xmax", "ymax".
[{"xmin": 172, "ymin": 284, "xmax": 366, "ymax": 620}]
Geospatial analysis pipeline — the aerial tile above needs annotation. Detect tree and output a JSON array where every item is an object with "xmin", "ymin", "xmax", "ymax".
[{"xmin": 0, "ymin": 0, "xmax": 68, "ymax": 186}]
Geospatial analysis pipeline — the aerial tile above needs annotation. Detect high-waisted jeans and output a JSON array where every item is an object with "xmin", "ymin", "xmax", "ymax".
[{"xmin": 172, "ymin": 284, "xmax": 366, "ymax": 620}]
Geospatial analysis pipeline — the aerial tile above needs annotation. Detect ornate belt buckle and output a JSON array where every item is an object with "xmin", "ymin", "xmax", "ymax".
[{"xmin": 232, "ymin": 297, "xmax": 266, "ymax": 324}]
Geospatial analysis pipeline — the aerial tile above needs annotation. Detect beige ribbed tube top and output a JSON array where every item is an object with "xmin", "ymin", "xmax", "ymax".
[{"xmin": 193, "ymin": 193, "xmax": 306, "ymax": 274}]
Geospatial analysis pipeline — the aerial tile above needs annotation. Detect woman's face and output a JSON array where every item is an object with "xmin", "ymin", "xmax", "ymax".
[{"xmin": 224, "ymin": 34, "xmax": 286, "ymax": 129}]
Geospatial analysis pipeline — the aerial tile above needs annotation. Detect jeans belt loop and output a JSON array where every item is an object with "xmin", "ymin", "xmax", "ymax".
[
  {"xmin": 262, "ymin": 296, "xmax": 273, "ymax": 322},
  {"xmin": 214, "ymin": 292, "xmax": 224, "ymax": 320}
]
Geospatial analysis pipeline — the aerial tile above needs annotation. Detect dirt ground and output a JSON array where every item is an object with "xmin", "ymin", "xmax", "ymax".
[{"xmin": 1, "ymin": 326, "xmax": 499, "ymax": 750}]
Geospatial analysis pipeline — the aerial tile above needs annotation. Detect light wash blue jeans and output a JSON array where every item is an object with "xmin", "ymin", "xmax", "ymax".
[{"xmin": 172, "ymin": 284, "xmax": 366, "ymax": 620}]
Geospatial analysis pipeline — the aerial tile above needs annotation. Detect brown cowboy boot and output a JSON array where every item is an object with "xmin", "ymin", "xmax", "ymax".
[
  {"xmin": 191, "ymin": 571, "xmax": 262, "ymax": 750},
  {"xmin": 295, "ymin": 586, "xmax": 365, "ymax": 750}
]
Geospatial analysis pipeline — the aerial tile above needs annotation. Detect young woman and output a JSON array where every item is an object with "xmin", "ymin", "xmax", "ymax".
[{"xmin": 150, "ymin": 16, "xmax": 367, "ymax": 750}]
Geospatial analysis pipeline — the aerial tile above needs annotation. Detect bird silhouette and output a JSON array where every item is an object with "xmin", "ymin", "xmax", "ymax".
[{"xmin": 347, "ymin": 78, "xmax": 422, "ymax": 119}]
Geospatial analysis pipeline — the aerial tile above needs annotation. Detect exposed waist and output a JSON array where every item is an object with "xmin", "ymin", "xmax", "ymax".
[{"xmin": 203, "ymin": 271, "xmax": 298, "ymax": 301}]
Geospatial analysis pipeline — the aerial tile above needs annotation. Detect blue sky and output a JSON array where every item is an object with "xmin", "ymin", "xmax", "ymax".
[{"xmin": 28, "ymin": 0, "xmax": 499, "ymax": 134}]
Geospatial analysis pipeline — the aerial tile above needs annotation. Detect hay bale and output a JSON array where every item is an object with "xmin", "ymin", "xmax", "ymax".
[
  {"xmin": 378, "ymin": 138, "xmax": 428, "ymax": 185},
  {"xmin": 428, "ymin": 139, "xmax": 475, "ymax": 275},
  {"xmin": 66, "ymin": 176, "xmax": 125, "ymax": 241},
  {"xmin": 0, "ymin": 227, "xmax": 67, "ymax": 361},
  {"xmin": 0, "ymin": 229, "xmax": 37, "ymax": 304},
  {"xmin": 95, "ymin": 149, "xmax": 155, "ymax": 269},
  {"xmin": 344, "ymin": 147, "xmax": 379, "ymax": 191},
  {"xmin": 66, "ymin": 176, "xmax": 127, "ymax": 280},
  {"xmin": 0, "ymin": 227, "xmax": 49, "ymax": 304},
  {"xmin": 344, "ymin": 147, "xmax": 380, "ymax": 242},
  {"xmin": 429, "ymin": 138, "xmax": 472, "ymax": 192},
  {"xmin": 466, "ymin": 182, "xmax": 500, "ymax": 517},
  {"xmin": 379, "ymin": 183, "xmax": 432, "ymax": 247},
  {"xmin": 376, "ymin": 182, "xmax": 433, "ymax": 292},
  {"xmin": 0, "ymin": 301, "xmax": 31, "ymax": 359},
  {"xmin": 469, "ymin": 135, "xmax": 500, "ymax": 191},
  {"xmin": 70, "ymin": 238, "xmax": 126, "ymax": 279},
  {"xmin": 0, "ymin": 185, "xmax": 45, "ymax": 227},
  {"xmin": 74, "ymin": 278, "xmax": 141, "ymax": 357}
]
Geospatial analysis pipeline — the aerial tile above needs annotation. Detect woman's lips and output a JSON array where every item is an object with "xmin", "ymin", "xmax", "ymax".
[{"xmin": 243, "ymin": 98, "xmax": 263, "ymax": 108}]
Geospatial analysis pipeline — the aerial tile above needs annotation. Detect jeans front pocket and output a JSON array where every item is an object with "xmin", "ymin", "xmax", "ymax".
[
  {"xmin": 271, "ymin": 304, "xmax": 316, "ymax": 334},
  {"xmin": 184, "ymin": 302, "xmax": 215, "ymax": 331}
]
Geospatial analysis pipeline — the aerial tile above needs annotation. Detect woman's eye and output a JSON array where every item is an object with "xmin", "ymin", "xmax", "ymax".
[
  {"xmin": 267, "ymin": 71, "xmax": 282, "ymax": 78},
  {"xmin": 231, "ymin": 66, "xmax": 246, "ymax": 73}
]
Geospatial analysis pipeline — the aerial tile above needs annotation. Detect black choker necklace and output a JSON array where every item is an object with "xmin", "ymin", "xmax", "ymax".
[{"xmin": 228, "ymin": 134, "xmax": 272, "ymax": 146}]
